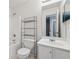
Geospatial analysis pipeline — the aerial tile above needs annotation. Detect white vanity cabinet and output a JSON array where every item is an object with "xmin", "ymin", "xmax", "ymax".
[
  {"xmin": 38, "ymin": 45, "xmax": 52, "ymax": 59},
  {"xmin": 52, "ymin": 48, "xmax": 70, "ymax": 59},
  {"xmin": 38, "ymin": 45, "xmax": 70, "ymax": 59}
]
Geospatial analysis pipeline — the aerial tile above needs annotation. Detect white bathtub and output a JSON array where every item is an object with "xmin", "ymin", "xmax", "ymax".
[{"xmin": 9, "ymin": 41, "xmax": 21, "ymax": 59}]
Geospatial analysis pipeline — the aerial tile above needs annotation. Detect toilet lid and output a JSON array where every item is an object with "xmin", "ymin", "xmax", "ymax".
[{"xmin": 18, "ymin": 48, "xmax": 30, "ymax": 56}]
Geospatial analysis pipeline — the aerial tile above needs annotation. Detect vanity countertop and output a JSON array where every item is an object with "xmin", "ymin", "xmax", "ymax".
[{"xmin": 37, "ymin": 38, "xmax": 70, "ymax": 51}]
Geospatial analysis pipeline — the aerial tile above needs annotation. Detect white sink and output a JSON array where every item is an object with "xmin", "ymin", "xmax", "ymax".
[
  {"xmin": 38, "ymin": 38, "xmax": 70, "ymax": 50},
  {"xmin": 55, "ymin": 40, "xmax": 66, "ymax": 46}
]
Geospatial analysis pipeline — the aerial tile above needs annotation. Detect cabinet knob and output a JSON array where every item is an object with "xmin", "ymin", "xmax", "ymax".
[{"xmin": 49, "ymin": 51, "xmax": 52, "ymax": 54}]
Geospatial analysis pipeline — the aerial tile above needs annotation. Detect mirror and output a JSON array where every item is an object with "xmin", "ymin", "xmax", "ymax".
[
  {"xmin": 46, "ymin": 14, "xmax": 61, "ymax": 37},
  {"xmin": 46, "ymin": 14, "xmax": 56, "ymax": 37}
]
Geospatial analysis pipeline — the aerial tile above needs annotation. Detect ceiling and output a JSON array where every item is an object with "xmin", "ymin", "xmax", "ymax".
[
  {"xmin": 9, "ymin": 0, "xmax": 28, "ymax": 9},
  {"xmin": 9, "ymin": 0, "xmax": 63, "ymax": 9}
]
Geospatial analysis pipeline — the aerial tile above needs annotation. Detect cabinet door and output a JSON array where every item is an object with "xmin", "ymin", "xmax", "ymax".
[
  {"xmin": 52, "ymin": 48, "xmax": 70, "ymax": 59},
  {"xmin": 38, "ymin": 45, "xmax": 52, "ymax": 59}
]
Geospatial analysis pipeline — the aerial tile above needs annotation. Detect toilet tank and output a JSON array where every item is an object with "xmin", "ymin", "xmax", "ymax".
[{"xmin": 22, "ymin": 39, "xmax": 34, "ymax": 49}]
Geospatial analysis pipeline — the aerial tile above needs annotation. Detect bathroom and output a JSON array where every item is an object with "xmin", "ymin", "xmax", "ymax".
[{"xmin": 9, "ymin": 0, "xmax": 70, "ymax": 59}]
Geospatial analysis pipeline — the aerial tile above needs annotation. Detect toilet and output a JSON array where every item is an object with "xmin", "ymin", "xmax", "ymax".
[{"xmin": 17, "ymin": 39, "xmax": 34, "ymax": 59}]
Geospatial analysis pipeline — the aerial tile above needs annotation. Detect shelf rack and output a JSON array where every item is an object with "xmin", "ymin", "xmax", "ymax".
[{"xmin": 21, "ymin": 16, "xmax": 37, "ymax": 59}]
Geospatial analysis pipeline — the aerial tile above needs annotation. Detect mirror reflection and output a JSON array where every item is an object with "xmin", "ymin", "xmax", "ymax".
[{"xmin": 46, "ymin": 14, "xmax": 61, "ymax": 37}]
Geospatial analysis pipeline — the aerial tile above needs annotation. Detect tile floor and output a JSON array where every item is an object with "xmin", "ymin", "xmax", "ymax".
[{"xmin": 28, "ymin": 54, "xmax": 37, "ymax": 59}]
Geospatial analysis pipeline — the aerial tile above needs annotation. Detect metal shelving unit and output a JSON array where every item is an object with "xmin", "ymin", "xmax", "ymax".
[{"xmin": 21, "ymin": 16, "xmax": 37, "ymax": 59}]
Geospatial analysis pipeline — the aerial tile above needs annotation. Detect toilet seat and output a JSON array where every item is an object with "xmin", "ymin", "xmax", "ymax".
[{"xmin": 18, "ymin": 48, "xmax": 30, "ymax": 56}]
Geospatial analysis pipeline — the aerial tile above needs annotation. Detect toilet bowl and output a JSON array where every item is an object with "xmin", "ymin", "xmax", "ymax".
[
  {"xmin": 17, "ymin": 39, "xmax": 34, "ymax": 59},
  {"xmin": 17, "ymin": 48, "xmax": 30, "ymax": 59}
]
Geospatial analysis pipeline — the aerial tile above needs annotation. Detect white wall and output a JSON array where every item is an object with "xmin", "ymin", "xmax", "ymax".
[
  {"xmin": 9, "ymin": 9, "xmax": 21, "ymax": 44},
  {"xmin": 9, "ymin": 9, "xmax": 21, "ymax": 59},
  {"xmin": 64, "ymin": 20, "xmax": 70, "ymax": 41},
  {"xmin": 12, "ymin": 0, "xmax": 41, "ymax": 42},
  {"xmin": 9, "ymin": 9, "xmax": 12, "ymax": 41}
]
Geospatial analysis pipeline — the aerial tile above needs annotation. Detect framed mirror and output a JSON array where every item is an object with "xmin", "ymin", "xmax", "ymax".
[
  {"xmin": 43, "ymin": 8, "xmax": 61, "ymax": 38},
  {"xmin": 46, "ymin": 14, "xmax": 61, "ymax": 37},
  {"xmin": 42, "ymin": 3, "xmax": 62, "ymax": 38}
]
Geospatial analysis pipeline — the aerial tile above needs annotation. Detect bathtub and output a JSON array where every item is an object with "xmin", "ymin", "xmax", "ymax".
[{"xmin": 9, "ymin": 41, "xmax": 21, "ymax": 59}]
